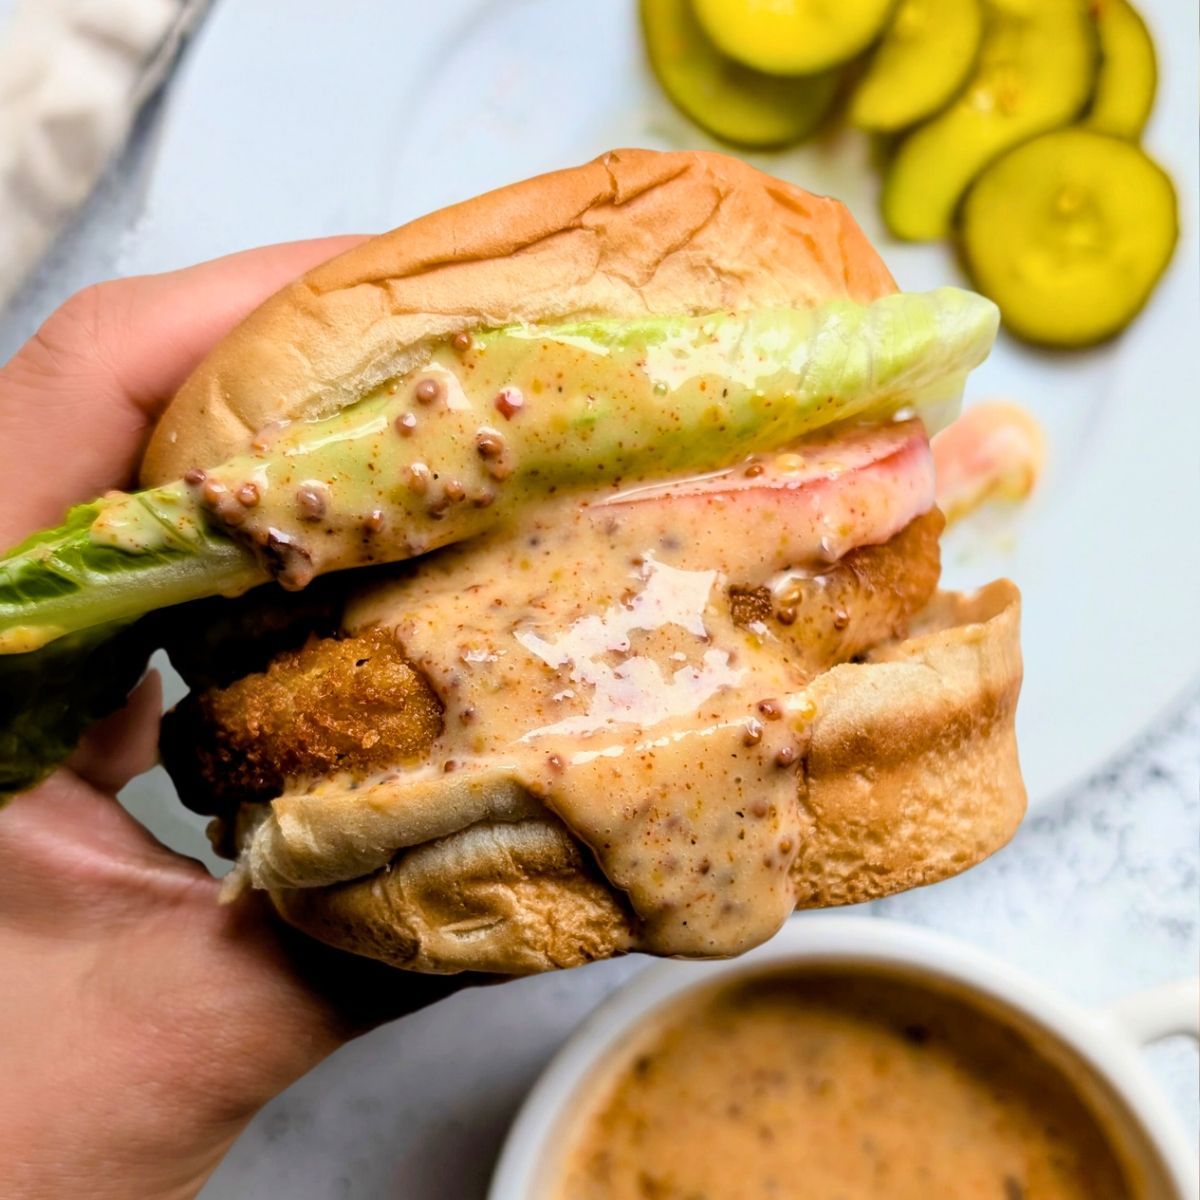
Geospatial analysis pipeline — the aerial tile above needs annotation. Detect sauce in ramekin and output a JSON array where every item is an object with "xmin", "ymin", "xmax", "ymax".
[{"xmin": 554, "ymin": 970, "xmax": 1134, "ymax": 1200}]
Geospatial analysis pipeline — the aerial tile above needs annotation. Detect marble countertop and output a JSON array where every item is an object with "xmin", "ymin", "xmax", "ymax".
[{"xmin": 1, "ymin": 45, "xmax": 1196, "ymax": 1198}]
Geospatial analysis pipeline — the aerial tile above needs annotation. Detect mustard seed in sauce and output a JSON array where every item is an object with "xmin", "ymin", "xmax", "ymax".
[
  {"xmin": 200, "ymin": 479, "xmax": 225, "ymax": 505},
  {"xmin": 184, "ymin": 468, "xmax": 206, "ymax": 486},
  {"xmin": 296, "ymin": 486, "xmax": 327, "ymax": 521},
  {"xmin": 236, "ymin": 483, "xmax": 260, "ymax": 507},
  {"xmin": 494, "ymin": 387, "xmax": 523, "ymax": 419},
  {"xmin": 264, "ymin": 529, "xmax": 314, "ymax": 590},
  {"xmin": 757, "ymin": 698, "xmax": 783, "ymax": 721},
  {"xmin": 744, "ymin": 462, "xmax": 765, "ymax": 478},
  {"xmin": 364, "ymin": 509, "xmax": 385, "ymax": 534},
  {"xmin": 475, "ymin": 428, "xmax": 505, "ymax": 458},
  {"xmin": 395, "ymin": 412, "xmax": 418, "ymax": 437},
  {"xmin": 833, "ymin": 609, "xmax": 850, "ymax": 630},
  {"xmin": 742, "ymin": 720, "xmax": 764, "ymax": 747},
  {"xmin": 406, "ymin": 463, "xmax": 431, "ymax": 494},
  {"xmin": 451, "ymin": 330, "xmax": 473, "ymax": 353},
  {"xmin": 444, "ymin": 480, "xmax": 466, "ymax": 503},
  {"xmin": 775, "ymin": 745, "xmax": 797, "ymax": 768},
  {"xmin": 414, "ymin": 377, "xmax": 442, "ymax": 405}
]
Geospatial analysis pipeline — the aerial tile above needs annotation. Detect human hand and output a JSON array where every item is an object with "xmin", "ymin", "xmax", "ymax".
[{"xmin": 0, "ymin": 244, "xmax": 469, "ymax": 1200}]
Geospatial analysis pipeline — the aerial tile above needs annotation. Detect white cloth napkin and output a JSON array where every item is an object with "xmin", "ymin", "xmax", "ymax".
[{"xmin": 0, "ymin": 0, "xmax": 209, "ymax": 308}]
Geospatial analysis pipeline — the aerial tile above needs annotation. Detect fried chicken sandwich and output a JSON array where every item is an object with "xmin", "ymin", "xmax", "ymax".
[{"xmin": 0, "ymin": 150, "xmax": 1023, "ymax": 974}]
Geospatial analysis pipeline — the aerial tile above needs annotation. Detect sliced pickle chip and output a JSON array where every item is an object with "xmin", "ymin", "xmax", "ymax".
[
  {"xmin": 850, "ymin": 0, "xmax": 984, "ymax": 133},
  {"xmin": 641, "ymin": 0, "xmax": 839, "ymax": 146},
  {"xmin": 1084, "ymin": 0, "xmax": 1157, "ymax": 139},
  {"xmin": 960, "ymin": 129, "xmax": 1177, "ymax": 346},
  {"xmin": 691, "ymin": 0, "xmax": 895, "ymax": 76},
  {"xmin": 882, "ymin": 0, "xmax": 1098, "ymax": 242}
]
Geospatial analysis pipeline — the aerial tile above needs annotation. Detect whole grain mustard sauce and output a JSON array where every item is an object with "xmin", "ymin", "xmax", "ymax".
[
  {"xmin": 341, "ymin": 422, "xmax": 932, "ymax": 957},
  {"xmin": 553, "ymin": 972, "xmax": 1135, "ymax": 1200}
]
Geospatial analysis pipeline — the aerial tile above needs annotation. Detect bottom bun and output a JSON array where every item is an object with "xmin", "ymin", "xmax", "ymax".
[{"xmin": 261, "ymin": 580, "xmax": 1023, "ymax": 975}]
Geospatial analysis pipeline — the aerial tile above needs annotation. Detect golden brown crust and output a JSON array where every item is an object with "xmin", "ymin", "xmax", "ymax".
[
  {"xmin": 140, "ymin": 149, "xmax": 895, "ymax": 485},
  {"xmin": 253, "ymin": 581, "xmax": 1023, "ymax": 973},
  {"xmin": 163, "ymin": 627, "xmax": 443, "ymax": 812}
]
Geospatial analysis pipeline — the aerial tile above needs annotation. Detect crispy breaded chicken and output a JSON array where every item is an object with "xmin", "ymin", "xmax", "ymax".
[{"xmin": 163, "ymin": 629, "xmax": 443, "ymax": 818}]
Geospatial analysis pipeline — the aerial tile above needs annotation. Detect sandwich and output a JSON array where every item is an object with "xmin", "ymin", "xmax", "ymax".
[{"xmin": 0, "ymin": 149, "xmax": 1024, "ymax": 974}]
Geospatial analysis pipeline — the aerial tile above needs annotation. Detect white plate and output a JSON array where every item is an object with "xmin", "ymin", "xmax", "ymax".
[{"xmin": 124, "ymin": 0, "xmax": 1199, "ymax": 808}]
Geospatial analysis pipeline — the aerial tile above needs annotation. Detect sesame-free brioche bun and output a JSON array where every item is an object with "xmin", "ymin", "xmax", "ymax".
[{"xmin": 151, "ymin": 149, "xmax": 1025, "ymax": 975}]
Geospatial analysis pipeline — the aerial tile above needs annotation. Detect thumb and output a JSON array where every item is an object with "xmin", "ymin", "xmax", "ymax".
[{"xmin": 68, "ymin": 670, "xmax": 163, "ymax": 794}]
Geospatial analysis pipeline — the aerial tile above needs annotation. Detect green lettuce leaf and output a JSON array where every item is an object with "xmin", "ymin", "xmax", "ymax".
[
  {"xmin": 535, "ymin": 286, "xmax": 999, "ymax": 441},
  {"xmin": 0, "ymin": 495, "xmax": 260, "ymax": 655}
]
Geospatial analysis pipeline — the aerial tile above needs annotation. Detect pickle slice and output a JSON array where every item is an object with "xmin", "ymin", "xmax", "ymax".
[
  {"xmin": 850, "ymin": 0, "xmax": 984, "ymax": 132},
  {"xmin": 960, "ymin": 129, "xmax": 1177, "ymax": 346},
  {"xmin": 1085, "ymin": 0, "xmax": 1157, "ymax": 139},
  {"xmin": 882, "ymin": 0, "xmax": 1098, "ymax": 242},
  {"xmin": 692, "ymin": 0, "xmax": 895, "ymax": 76},
  {"xmin": 641, "ymin": 0, "xmax": 839, "ymax": 146}
]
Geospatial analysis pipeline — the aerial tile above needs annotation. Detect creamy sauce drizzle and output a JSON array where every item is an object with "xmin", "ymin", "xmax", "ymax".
[{"xmin": 341, "ymin": 422, "xmax": 933, "ymax": 956}]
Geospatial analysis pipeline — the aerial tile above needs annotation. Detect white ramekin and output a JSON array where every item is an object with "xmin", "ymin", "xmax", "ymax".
[{"xmin": 490, "ymin": 916, "xmax": 1199, "ymax": 1199}]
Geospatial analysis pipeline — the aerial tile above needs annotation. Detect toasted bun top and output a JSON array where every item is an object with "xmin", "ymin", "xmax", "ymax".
[{"xmin": 141, "ymin": 148, "xmax": 896, "ymax": 485}]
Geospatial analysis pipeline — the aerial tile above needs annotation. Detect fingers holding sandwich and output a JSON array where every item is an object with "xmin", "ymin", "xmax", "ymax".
[{"xmin": 0, "ymin": 236, "xmax": 364, "ymax": 547}]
